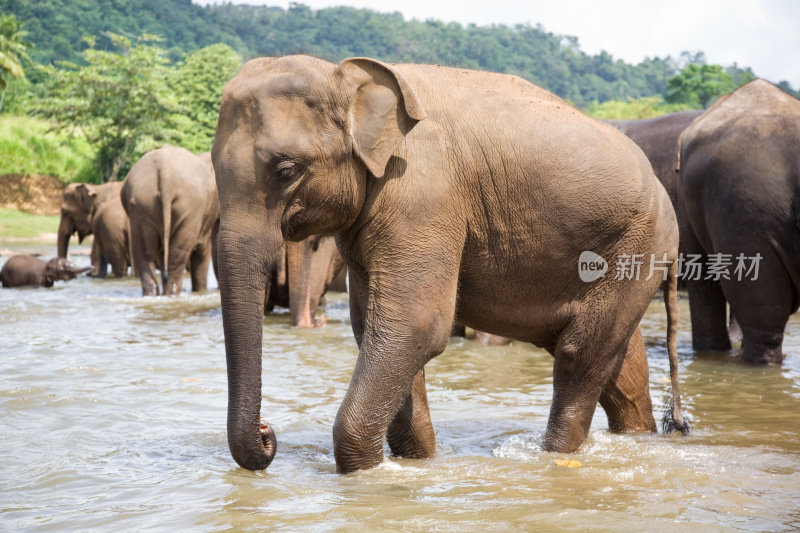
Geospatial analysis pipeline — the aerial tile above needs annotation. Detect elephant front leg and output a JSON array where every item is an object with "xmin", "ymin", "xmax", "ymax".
[
  {"xmin": 387, "ymin": 368, "xmax": 436, "ymax": 459},
  {"xmin": 333, "ymin": 278, "xmax": 458, "ymax": 473}
]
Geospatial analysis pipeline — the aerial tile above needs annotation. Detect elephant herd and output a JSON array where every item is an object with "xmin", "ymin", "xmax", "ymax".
[
  {"xmin": 609, "ymin": 80, "xmax": 800, "ymax": 366},
  {"xmin": 34, "ymin": 144, "xmax": 346, "ymax": 327},
  {"xmin": 2, "ymin": 55, "xmax": 797, "ymax": 475}
]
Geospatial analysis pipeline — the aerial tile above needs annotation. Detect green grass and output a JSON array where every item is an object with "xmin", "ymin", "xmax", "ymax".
[
  {"xmin": 0, "ymin": 115, "xmax": 95, "ymax": 183},
  {"xmin": 0, "ymin": 208, "xmax": 60, "ymax": 239},
  {"xmin": 585, "ymin": 96, "xmax": 698, "ymax": 120}
]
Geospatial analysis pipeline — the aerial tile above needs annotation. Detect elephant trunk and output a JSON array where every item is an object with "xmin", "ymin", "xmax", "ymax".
[
  {"xmin": 57, "ymin": 216, "xmax": 74, "ymax": 258},
  {"xmin": 287, "ymin": 240, "xmax": 317, "ymax": 328},
  {"xmin": 218, "ymin": 225, "xmax": 279, "ymax": 470}
]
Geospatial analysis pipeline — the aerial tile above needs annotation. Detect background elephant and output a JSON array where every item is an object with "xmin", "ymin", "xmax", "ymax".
[
  {"xmin": 57, "ymin": 181, "xmax": 123, "ymax": 274},
  {"xmin": 90, "ymin": 196, "xmax": 130, "ymax": 278},
  {"xmin": 121, "ymin": 145, "xmax": 219, "ymax": 296},
  {"xmin": 677, "ymin": 79, "xmax": 800, "ymax": 365},
  {"xmin": 606, "ymin": 110, "xmax": 702, "ymax": 207},
  {"xmin": 212, "ymin": 55, "xmax": 687, "ymax": 474},
  {"xmin": 1, "ymin": 255, "xmax": 91, "ymax": 287},
  {"xmin": 264, "ymin": 235, "xmax": 347, "ymax": 327}
]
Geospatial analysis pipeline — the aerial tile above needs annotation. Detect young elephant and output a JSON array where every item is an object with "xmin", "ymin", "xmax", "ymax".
[
  {"xmin": 1, "ymin": 255, "xmax": 91, "ymax": 288},
  {"xmin": 57, "ymin": 181, "xmax": 123, "ymax": 275},
  {"xmin": 678, "ymin": 79, "xmax": 800, "ymax": 364},
  {"xmin": 121, "ymin": 145, "xmax": 219, "ymax": 296},
  {"xmin": 263, "ymin": 236, "xmax": 347, "ymax": 327},
  {"xmin": 90, "ymin": 196, "xmax": 131, "ymax": 278},
  {"xmin": 213, "ymin": 55, "xmax": 687, "ymax": 474}
]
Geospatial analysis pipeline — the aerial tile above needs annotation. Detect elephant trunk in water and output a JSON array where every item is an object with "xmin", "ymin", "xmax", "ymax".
[
  {"xmin": 217, "ymin": 225, "xmax": 279, "ymax": 470},
  {"xmin": 57, "ymin": 216, "xmax": 75, "ymax": 258}
]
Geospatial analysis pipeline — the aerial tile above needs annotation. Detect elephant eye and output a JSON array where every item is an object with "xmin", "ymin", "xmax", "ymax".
[{"xmin": 274, "ymin": 161, "xmax": 296, "ymax": 182}]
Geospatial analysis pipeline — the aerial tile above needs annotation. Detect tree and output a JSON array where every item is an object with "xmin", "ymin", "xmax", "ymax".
[
  {"xmin": 665, "ymin": 63, "xmax": 736, "ymax": 108},
  {"xmin": 0, "ymin": 13, "xmax": 32, "ymax": 112},
  {"xmin": 171, "ymin": 43, "xmax": 241, "ymax": 153},
  {"xmin": 40, "ymin": 33, "xmax": 181, "ymax": 182}
]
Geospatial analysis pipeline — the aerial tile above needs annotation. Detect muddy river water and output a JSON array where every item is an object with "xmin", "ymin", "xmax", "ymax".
[{"xmin": 1, "ymin": 242, "xmax": 799, "ymax": 531}]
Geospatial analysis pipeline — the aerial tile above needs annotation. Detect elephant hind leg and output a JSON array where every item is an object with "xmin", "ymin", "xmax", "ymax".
[
  {"xmin": 188, "ymin": 237, "xmax": 212, "ymax": 292},
  {"xmin": 722, "ymin": 255, "xmax": 793, "ymax": 365},
  {"xmin": 130, "ymin": 221, "xmax": 160, "ymax": 296},
  {"xmin": 542, "ymin": 315, "xmax": 641, "ymax": 453},
  {"xmin": 387, "ymin": 369, "xmax": 436, "ymax": 459},
  {"xmin": 687, "ymin": 275, "xmax": 731, "ymax": 351},
  {"xmin": 598, "ymin": 326, "xmax": 657, "ymax": 434}
]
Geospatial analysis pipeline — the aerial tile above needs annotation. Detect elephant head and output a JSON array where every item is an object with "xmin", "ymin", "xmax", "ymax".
[
  {"xmin": 58, "ymin": 183, "xmax": 98, "ymax": 257},
  {"xmin": 44, "ymin": 257, "xmax": 92, "ymax": 286},
  {"xmin": 212, "ymin": 55, "xmax": 425, "ymax": 470}
]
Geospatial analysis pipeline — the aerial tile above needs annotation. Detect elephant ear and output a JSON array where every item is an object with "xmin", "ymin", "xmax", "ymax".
[
  {"xmin": 336, "ymin": 57, "xmax": 426, "ymax": 178},
  {"xmin": 78, "ymin": 184, "xmax": 98, "ymax": 212}
]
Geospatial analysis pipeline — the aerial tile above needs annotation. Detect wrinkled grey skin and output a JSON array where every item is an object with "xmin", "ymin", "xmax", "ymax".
[
  {"xmin": 678, "ymin": 79, "xmax": 800, "ymax": 365},
  {"xmin": 212, "ymin": 55, "xmax": 686, "ymax": 474},
  {"xmin": 1, "ymin": 255, "xmax": 91, "ymax": 287},
  {"xmin": 90, "ymin": 196, "xmax": 130, "ymax": 278},
  {"xmin": 57, "ymin": 181, "xmax": 123, "ymax": 275},
  {"xmin": 121, "ymin": 145, "xmax": 219, "ymax": 296},
  {"xmin": 607, "ymin": 110, "xmax": 703, "ymax": 207}
]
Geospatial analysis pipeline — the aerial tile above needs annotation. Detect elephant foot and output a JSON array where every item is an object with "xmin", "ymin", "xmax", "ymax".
[
  {"xmin": 313, "ymin": 314, "xmax": 327, "ymax": 328},
  {"xmin": 742, "ymin": 344, "xmax": 784, "ymax": 365},
  {"xmin": 692, "ymin": 335, "xmax": 731, "ymax": 352}
]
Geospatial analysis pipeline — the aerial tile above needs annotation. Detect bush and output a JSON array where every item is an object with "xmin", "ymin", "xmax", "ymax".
[{"xmin": 0, "ymin": 114, "xmax": 95, "ymax": 182}]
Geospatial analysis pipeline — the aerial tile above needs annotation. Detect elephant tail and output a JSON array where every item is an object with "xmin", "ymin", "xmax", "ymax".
[
  {"xmin": 662, "ymin": 259, "xmax": 690, "ymax": 435},
  {"xmin": 160, "ymin": 171, "xmax": 172, "ymax": 294}
]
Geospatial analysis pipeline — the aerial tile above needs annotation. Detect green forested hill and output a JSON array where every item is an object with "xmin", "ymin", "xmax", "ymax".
[{"xmin": 0, "ymin": 0, "xmax": 752, "ymax": 106}]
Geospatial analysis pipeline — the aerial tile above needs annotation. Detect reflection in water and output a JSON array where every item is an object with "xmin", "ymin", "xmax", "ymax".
[{"xmin": 1, "ymin": 250, "xmax": 799, "ymax": 531}]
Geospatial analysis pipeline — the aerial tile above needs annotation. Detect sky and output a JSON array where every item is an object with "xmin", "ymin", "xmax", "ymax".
[{"xmin": 197, "ymin": 0, "xmax": 800, "ymax": 88}]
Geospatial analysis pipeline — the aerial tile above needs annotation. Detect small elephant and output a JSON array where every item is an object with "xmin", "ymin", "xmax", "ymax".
[
  {"xmin": 678, "ymin": 79, "xmax": 800, "ymax": 365},
  {"xmin": 57, "ymin": 181, "xmax": 123, "ymax": 275},
  {"xmin": 1, "ymin": 255, "xmax": 91, "ymax": 288},
  {"xmin": 263, "ymin": 236, "xmax": 347, "ymax": 327},
  {"xmin": 90, "ymin": 196, "xmax": 131, "ymax": 278},
  {"xmin": 212, "ymin": 55, "xmax": 687, "ymax": 474},
  {"xmin": 121, "ymin": 145, "xmax": 219, "ymax": 296}
]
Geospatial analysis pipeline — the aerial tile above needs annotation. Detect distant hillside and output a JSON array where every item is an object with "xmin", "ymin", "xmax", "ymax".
[{"xmin": 1, "ymin": 0, "xmax": 788, "ymax": 105}]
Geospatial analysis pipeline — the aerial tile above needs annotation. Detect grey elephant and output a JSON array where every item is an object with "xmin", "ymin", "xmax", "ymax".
[
  {"xmin": 677, "ymin": 79, "xmax": 800, "ymax": 365},
  {"xmin": 1, "ymin": 255, "xmax": 91, "ymax": 287},
  {"xmin": 57, "ymin": 181, "xmax": 123, "ymax": 274},
  {"xmin": 121, "ymin": 145, "xmax": 219, "ymax": 296},
  {"xmin": 90, "ymin": 196, "xmax": 131, "ymax": 278},
  {"xmin": 606, "ymin": 110, "xmax": 702, "ymax": 207},
  {"xmin": 212, "ymin": 55, "xmax": 687, "ymax": 474}
]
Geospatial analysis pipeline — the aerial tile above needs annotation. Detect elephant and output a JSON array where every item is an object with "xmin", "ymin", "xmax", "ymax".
[
  {"xmin": 57, "ymin": 181, "xmax": 123, "ymax": 274},
  {"xmin": 1, "ymin": 255, "xmax": 91, "ymax": 287},
  {"xmin": 90, "ymin": 196, "xmax": 131, "ymax": 277},
  {"xmin": 212, "ymin": 55, "xmax": 687, "ymax": 474},
  {"xmin": 677, "ymin": 79, "xmax": 800, "ymax": 365},
  {"xmin": 264, "ymin": 235, "xmax": 347, "ymax": 327},
  {"xmin": 606, "ymin": 110, "xmax": 703, "ymax": 207},
  {"xmin": 121, "ymin": 145, "xmax": 219, "ymax": 296}
]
